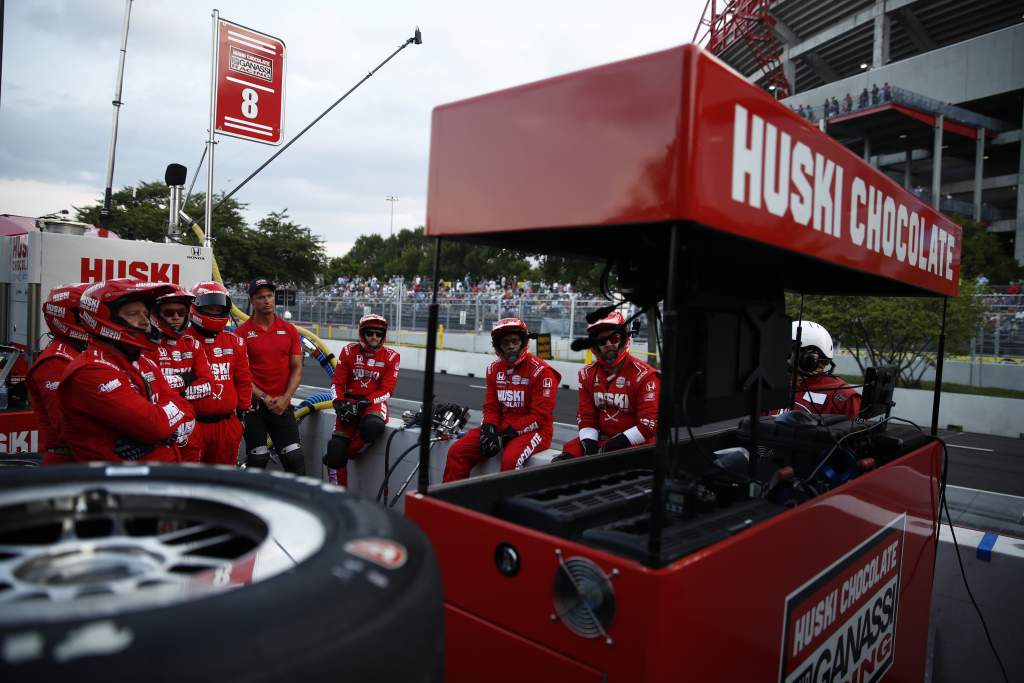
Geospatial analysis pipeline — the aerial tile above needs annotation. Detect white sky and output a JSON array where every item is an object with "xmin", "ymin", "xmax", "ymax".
[{"xmin": 1, "ymin": 1, "xmax": 706, "ymax": 257}]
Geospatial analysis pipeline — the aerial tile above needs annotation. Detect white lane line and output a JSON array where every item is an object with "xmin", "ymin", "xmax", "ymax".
[
  {"xmin": 469, "ymin": 384, "xmax": 487, "ymax": 389},
  {"xmin": 947, "ymin": 484, "xmax": 1024, "ymax": 500},
  {"xmin": 947, "ymin": 444, "xmax": 995, "ymax": 452}
]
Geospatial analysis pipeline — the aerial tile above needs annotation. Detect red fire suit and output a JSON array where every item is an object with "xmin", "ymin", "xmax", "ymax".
[
  {"xmin": 778, "ymin": 373, "xmax": 862, "ymax": 421},
  {"xmin": 443, "ymin": 351, "xmax": 560, "ymax": 481},
  {"xmin": 329, "ymin": 343, "xmax": 400, "ymax": 485},
  {"xmin": 26, "ymin": 341, "xmax": 80, "ymax": 465},
  {"xmin": 59, "ymin": 345, "xmax": 196, "ymax": 463},
  {"xmin": 145, "ymin": 335, "xmax": 214, "ymax": 463},
  {"xmin": 192, "ymin": 330, "xmax": 253, "ymax": 466},
  {"xmin": 562, "ymin": 357, "xmax": 660, "ymax": 457}
]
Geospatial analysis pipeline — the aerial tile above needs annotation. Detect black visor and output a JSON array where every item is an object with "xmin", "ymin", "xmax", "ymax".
[{"xmin": 195, "ymin": 292, "xmax": 230, "ymax": 310}]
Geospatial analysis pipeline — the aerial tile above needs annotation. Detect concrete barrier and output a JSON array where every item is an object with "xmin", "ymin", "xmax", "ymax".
[
  {"xmin": 290, "ymin": 406, "xmax": 559, "ymax": 512},
  {"xmin": 319, "ymin": 339, "xmax": 1024, "ymax": 437}
]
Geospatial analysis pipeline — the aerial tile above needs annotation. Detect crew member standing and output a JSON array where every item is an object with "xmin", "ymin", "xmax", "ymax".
[
  {"xmin": 237, "ymin": 278, "xmax": 305, "ymax": 474},
  {"xmin": 188, "ymin": 281, "xmax": 252, "ymax": 466},
  {"xmin": 59, "ymin": 279, "xmax": 196, "ymax": 463},
  {"xmin": 145, "ymin": 285, "xmax": 214, "ymax": 463},
  {"xmin": 26, "ymin": 283, "xmax": 89, "ymax": 465},
  {"xmin": 783, "ymin": 320, "xmax": 861, "ymax": 420},
  {"xmin": 554, "ymin": 312, "xmax": 659, "ymax": 461},
  {"xmin": 323, "ymin": 314, "xmax": 399, "ymax": 486},
  {"xmin": 442, "ymin": 318, "xmax": 560, "ymax": 482}
]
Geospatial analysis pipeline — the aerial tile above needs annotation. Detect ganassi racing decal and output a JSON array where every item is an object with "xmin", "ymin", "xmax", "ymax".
[{"xmin": 779, "ymin": 514, "xmax": 905, "ymax": 683}]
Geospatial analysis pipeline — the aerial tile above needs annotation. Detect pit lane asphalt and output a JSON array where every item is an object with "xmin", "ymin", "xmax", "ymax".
[{"xmin": 297, "ymin": 359, "xmax": 1024, "ymax": 497}]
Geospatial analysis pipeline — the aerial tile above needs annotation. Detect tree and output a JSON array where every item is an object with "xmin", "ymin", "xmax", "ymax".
[
  {"xmin": 954, "ymin": 215, "xmax": 1022, "ymax": 285},
  {"xmin": 795, "ymin": 279, "xmax": 985, "ymax": 387},
  {"xmin": 249, "ymin": 210, "xmax": 326, "ymax": 288},
  {"xmin": 73, "ymin": 181, "xmax": 326, "ymax": 287}
]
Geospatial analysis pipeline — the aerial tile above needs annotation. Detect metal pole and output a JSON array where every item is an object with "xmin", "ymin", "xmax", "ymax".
[
  {"xmin": 387, "ymin": 195, "xmax": 399, "ymax": 236},
  {"xmin": 931, "ymin": 297, "xmax": 948, "ymax": 436},
  {"xmin": 569, "ymin": 294, "xmax": 576, "ymax": 339},
  {"xmin": 204, "ymin": 10, "xmax": 220, "ymax": 249},
  {"xmin": 973, "ymin": 128, "xmax": 985, "ymax": 222},
  {"xmin": 648, "ymin": 224, "xmax": 680, "ymax": 566},
  {"xmin": 931, "ymin": 114, "xmax": 944, "ymax": 210},
  {"xmin": 419, "ymin": 238, "xmax": 442, "ymax": 495},
  {"xmin": 100, "ymin": 0, "xmax": 134, "ymax": 227}
]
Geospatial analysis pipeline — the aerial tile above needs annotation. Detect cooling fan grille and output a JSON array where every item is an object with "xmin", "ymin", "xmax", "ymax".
[{"xmin": 552, "ymin": 552, "xmax": 617, "ymax": 643}]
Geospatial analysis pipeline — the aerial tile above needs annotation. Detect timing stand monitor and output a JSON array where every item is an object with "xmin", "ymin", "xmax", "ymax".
[{"xmin": 860, "ymin": 365, "xmax": 898, "ymax": 421}]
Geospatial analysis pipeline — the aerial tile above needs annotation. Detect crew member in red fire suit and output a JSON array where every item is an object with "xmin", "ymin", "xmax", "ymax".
[
  {"xmin": 188, "ymin": 281, "xmax": 252, "ymax": 466},
  {"xmin": 238, "ymin": 278, "xmax": 305, "ymax": 475},
  {"xmin": 323, "ymin": 313, "xmax": 399, "ymax": 487},
  {"xmin": 59, "ymin": 279, "xmax": 196, "ymax": 463},
  {"xmin": 145, "ymin": 285, "xmax": 214, "ymax": 463},
  {"xmin": 443, "ymin": 318, "xmax": 560, "ymax": 482},
  {"xmin": 781, "ymin": 320, "xmax": 861, "ymax": 420},
  {"xmin": 26, "ymin": 283, "xmax": 90, "ymax": 465},
  {"xmin": 553, "ymin": 311, "xmax": 660, "ymax": 461}
]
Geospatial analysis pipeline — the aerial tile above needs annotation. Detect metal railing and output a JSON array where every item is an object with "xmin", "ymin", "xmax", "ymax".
[{"xmin": 235, "ymin": 290, "xmax": 1024, "ymax": 360}]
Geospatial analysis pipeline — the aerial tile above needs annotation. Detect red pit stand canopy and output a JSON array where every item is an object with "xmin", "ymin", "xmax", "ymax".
[{"xmin": 426, "ymin": 44, "xmax": 960, "ymax": 298}]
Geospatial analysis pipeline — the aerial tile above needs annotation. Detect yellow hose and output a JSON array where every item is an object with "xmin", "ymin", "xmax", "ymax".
[{"xmin": 189, "ymin": 223, "xmax": 338, "ymax": 368}]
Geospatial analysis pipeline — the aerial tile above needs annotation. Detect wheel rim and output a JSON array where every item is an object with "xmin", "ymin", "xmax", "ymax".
[{"xmin": 0, "ymin": 477, "xmax": 328, "ymax": 624}]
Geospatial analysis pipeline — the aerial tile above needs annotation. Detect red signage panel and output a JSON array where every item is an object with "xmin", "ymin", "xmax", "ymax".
[
  {"xmin": 214, "ymin": 18, "xmax": 286, "ymax": 145},
  {"xmin": 425, "ymin": 45, "xmax": 961, "ymax": 297}
]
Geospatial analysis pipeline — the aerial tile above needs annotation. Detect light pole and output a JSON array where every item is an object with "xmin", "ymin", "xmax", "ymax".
[{"xmin": 386, "ymin": 195, "xmax": 399, "ymax": 237}]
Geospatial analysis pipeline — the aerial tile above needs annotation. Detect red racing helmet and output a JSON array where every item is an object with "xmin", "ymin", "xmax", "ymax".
[
  {"xmin": 79, "ymin": 279, "xmax": 177, "ymax": 352},
  {"xmin": 586, "ymin": 310, "xmax": 631, "ymax": 368},
  {"xmin": 43, "ymin": 282, "xmax": 90, "ymax": 344},
  {"xmin": 190, "ymin": 281, "xmax": 233, "ymax": 333},
  {"xmin": 491, "ymin": 317, "xmax": 529, "ymax": 359},
  {"xmin": 150, "ymin": 285, "xmax": 195, "ymax": 339},
  {"xmin": 358, "ymin": 313, "xmax": 389, "ymax": 347}
]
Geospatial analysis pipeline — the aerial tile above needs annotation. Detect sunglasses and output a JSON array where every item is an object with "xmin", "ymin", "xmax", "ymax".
[
  {"xmin": 596, "ymin": 332, "xmax": 622, "ymax": 346},
  {"xmin": 363, "ymin": 329, "xmax": 385, "ymax": 338},
  {"xmin": 161, "ymin": 307, "xmax": 188, "ymax": 318}
]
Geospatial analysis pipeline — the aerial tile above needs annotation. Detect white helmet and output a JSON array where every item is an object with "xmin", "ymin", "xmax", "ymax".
[{"xmin": 792, "ymin": 320, "xmax": 833, "ymax": 359}]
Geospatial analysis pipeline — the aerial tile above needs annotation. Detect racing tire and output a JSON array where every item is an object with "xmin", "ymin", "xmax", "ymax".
[{"xmin": 0, "ymin": 463, "xmax": 443, "ymax": 682}]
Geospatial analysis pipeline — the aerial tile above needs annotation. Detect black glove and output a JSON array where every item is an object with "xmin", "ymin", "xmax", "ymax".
[
  {"xmin": 333, "ymin": 399, "xmax": 359, "ymax": 425},
  {"xmin": 236, "ymin": 407, "xmax": 249, "ymax": 422},
  {"xmin": 323, "ymin": 432, "xmax": 351, "ymax": 468},
  {"xmin": 179, "ymin": 371, "xmax": 197, "ymax": 387},
  {"xmin": 552, "ymin": 452, "xmax": 575, "ymax": 463},
  {"xmin": 355, "ymin": 398, "xmax": 372, "ymax": 412},
  {"xmin": 498, "ymin": 427, "xmax": 518, "ymax": 447},
  {"xmin": 601, "ymin": 432, "xmax": 632, "ymax": 453},
  {"xmin": 581, "ymin": 438, "xmax": 599, "ymax": 456},
  {"xmin": 479, "ymin": 423, "xmax": 501, "ymax": 459}
]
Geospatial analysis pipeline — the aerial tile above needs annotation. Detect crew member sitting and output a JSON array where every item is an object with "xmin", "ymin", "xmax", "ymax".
[
  {"xmin": 554, "ymin": 311, "xmax": 659, "ymax": 461},
  {"xmin": 783, "ymin": 320, "xmax": 861, "ymax": 420},
  {"xmin": 323, "ymin": 313, "xmax": 399, "ymax": 487},
  {"xmin": 443, "ymin": 318, "xmax": 560, "ymax": 482}
]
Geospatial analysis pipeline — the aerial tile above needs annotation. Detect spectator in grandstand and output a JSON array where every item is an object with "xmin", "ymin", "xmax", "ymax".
[
  {"xmin": 553, "ymin": 312, "xmax": 659, "ymax": 462},
  {"xmin": 28, "ymin": 283, "xmax": 90, "ymax": 465},
  {"xmin": 871, "ymin": 84, "xmax": 880, "ymax": 105},
  {"xmin": 882, "ymin": 82, "xmax": 892, "ymax": 102},
  {"xmin": 858, "ymin": 88, "xmax": 869, "ymax": 109},
  {"xmin": 238, "ymin": 278, "xmax": 306, "ymax": 475},
  {"xmin": 843, "ymin": 93, "xmax": 853, "ymax": 113},
  {"xmin": 323, "ymin": 314, "xmax": 399, "ymax": 487},
  {"xmin": 59, "ymin": 279, "xmax": 196, "ymax": 463},
  {"xmin": 442, "ymin": 318, "xmax": 560, "ymax": 481}
]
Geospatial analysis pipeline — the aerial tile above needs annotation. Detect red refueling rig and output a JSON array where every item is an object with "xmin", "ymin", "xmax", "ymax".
[{"xmin": 406, "ymin": 44, "xmax": 958, "ymax": 682}]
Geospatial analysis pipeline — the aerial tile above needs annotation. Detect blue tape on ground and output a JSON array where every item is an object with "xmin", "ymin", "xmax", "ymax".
[{"xmin": 976, "ymin": 532, "xmax": 998, "ymax": 562}]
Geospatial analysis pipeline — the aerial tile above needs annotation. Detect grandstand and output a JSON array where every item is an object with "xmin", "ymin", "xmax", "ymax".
[{"xmin": 698, "ymin": 0, "xmax": 1024, "ymax": 266}]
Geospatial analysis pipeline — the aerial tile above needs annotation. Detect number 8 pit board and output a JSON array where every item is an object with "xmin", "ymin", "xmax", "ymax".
[{"xmin": 214, "ymin": 17, "xmax": 286, "ymax": 145}]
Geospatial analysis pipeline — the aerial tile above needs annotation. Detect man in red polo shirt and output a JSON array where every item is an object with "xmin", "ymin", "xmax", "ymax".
[{"xmin": 237, "ymin": 278, "xmax": 305, "ymax": 475}]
